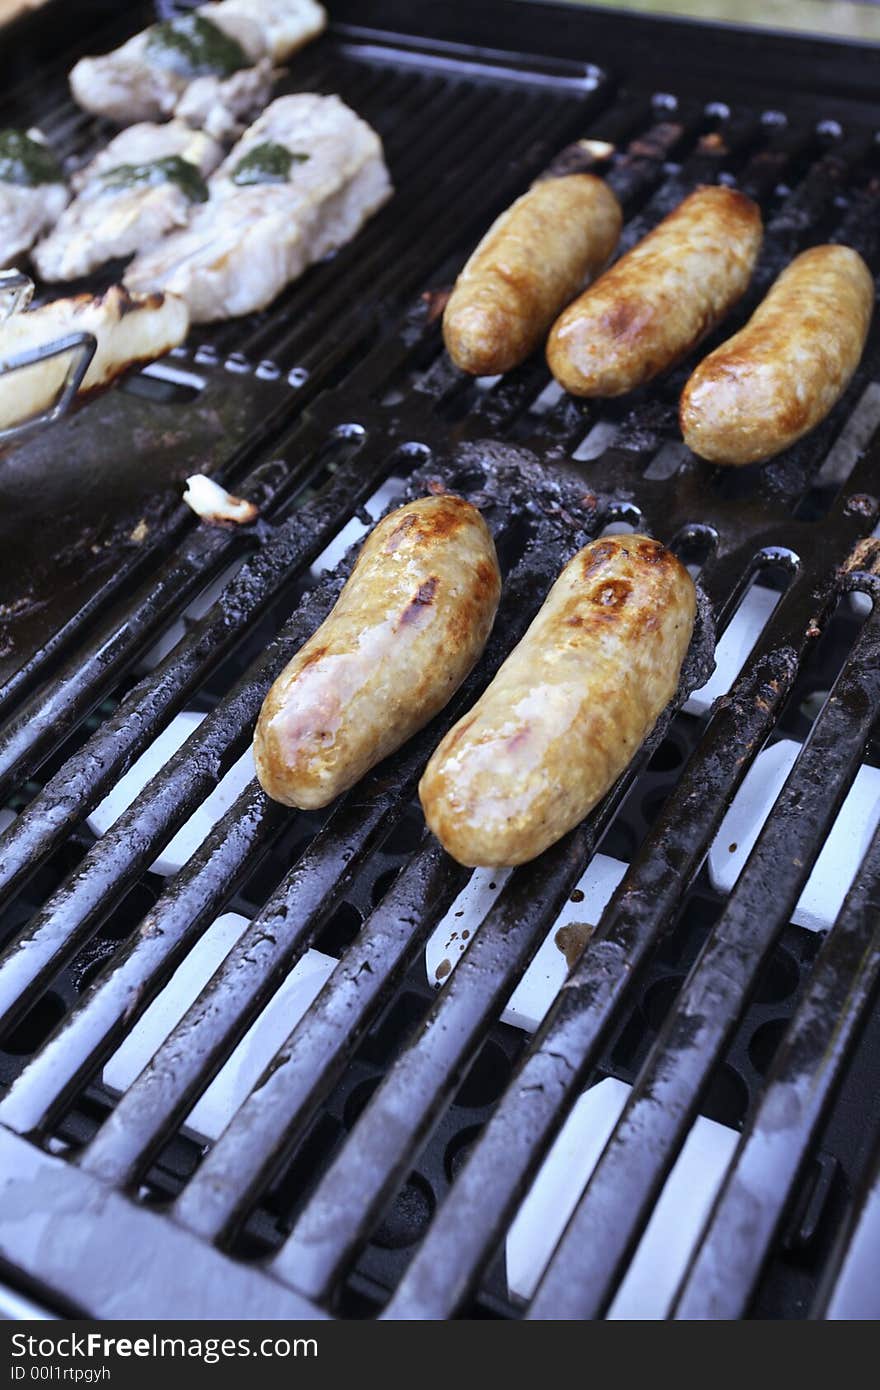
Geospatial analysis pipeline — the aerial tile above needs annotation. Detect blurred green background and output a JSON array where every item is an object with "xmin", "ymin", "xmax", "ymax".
[{"xmin": 537, "ymin": 0, "xmax": 880, "ymax": 40}]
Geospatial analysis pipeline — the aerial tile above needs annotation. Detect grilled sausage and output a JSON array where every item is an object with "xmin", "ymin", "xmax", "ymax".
[
  {"xmin": 254, "ymin": 495, "xmax": 501, "ymax": 809},
  {"xmin": 680, "ymin": 244, "xmax": 874, "ymax": 466},
  {"xmin": 419, "ymin": 534, "xmax": 695, "ymax": 867},
  {"xmin": 442, "ymin": 174, "xmax": 623, "ymax": 376},
  {"xmin": 547, "ymin": 185, "xmax": 763, "ymax": 397}
]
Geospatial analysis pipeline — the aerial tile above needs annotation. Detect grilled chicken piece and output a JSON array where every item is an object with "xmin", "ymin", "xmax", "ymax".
[
  {"xmin": 69, "ymin": 120, "xmax": 223, "ymax": 192},
  {"xmin": 207, "ymin": 0, "xmax": 327, "ymax": 61},
  {"xmin": 125, "ymin": 95, "xmax": 392, "ymax": 322},
  {"xmin": 33, "ymin": 122, "xmax": 224, "ymax": 283},
  {"xmin": 69, "ymin": 2, "xmax": 326, "ymax": 140},
  {"xmin": 0, "ymin": 285, "xmax": 189, "ymax": 434},
  {"xmin": 0, "ymin": 129, "xmax": 68, "ymax": 268}
]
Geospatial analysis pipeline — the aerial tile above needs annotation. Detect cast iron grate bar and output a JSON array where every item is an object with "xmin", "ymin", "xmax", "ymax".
[
  {"xmin": 812, "ymin": 1130, "xmax": 880, "ymax": 1320},
  {"xmin": 672, "ymin": 721, "xmax": 880, "ymax": 1317}
]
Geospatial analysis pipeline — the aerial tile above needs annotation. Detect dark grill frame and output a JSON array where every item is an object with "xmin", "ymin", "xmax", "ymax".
[{"xmin": 0, "ymin": 0, "xmax": 879, "ymax": 1321}]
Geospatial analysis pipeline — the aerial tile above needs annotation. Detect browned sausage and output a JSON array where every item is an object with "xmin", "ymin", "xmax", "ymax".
[
  {"xmin": 419, "ymin": 534, "xmax": 696, "ymax": 867},
  {"xmin": 442, "ymin": 174, "xmax": 622, "ymax": 376},
  {"xmin": 680, "ymin": 244, "xmax": 874, "ymax": 465},
  {"xmin": 254, "ymin": 495, "xmax": 501, "ymax": 809},
  {"xmin": 546, "ymin": 185, "xmax": 763, "ymax": 397}
]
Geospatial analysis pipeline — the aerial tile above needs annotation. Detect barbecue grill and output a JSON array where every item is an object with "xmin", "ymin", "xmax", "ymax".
[{"xmin": 1, "ymin": 0, "xmax": 880, "ymax": 1322}]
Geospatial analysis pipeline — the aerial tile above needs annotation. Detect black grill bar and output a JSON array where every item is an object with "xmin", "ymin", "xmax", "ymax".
[
  {"xmin": 170, "ymin": 837, "xmax": 466, "ymax": 1244},
  {"xmin": 0, "ymin": 476, "xmax": 263, "ymax": 801},
  {"xmin": 812, "ymin": 1130, "xmax": 880, "ymax": 1320},
  {"xmin": 0, "ymin": 780, "xmax": 285, "ymax": 1137},
  {"xmin": 0, "ymin": 1127, "xmax": 324, "ymax": 1322},
  {"xmin": 0, "ymin": 426, "xmax": 396, "ymax": 899},
  {"xmin": 834, "ymin": 174, "xmax": 880, "ymax": 267},
  {"xmin": 760, "ymin": 131, "xmax": 874, "ymax": 266},
  {"xmin": 671, "ymin": 754, "xmax": 880, "ymax": 1319},
  {"xmin": 380, "ymin": 553, "xmax": 836, "ymax": 1318},
  {"xmin": 736, "ymin": 120, "xmax": 818, "ymax": 204},
  {"xmin": 525, "ymin": 604, "xmax": 880, "ymax": 1320}
]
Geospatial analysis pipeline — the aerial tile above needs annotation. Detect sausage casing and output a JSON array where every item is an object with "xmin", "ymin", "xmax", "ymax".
[
  {"xmin": 419, "ymin": 534, "xmax": 696, "ymax": 867},
  {"xmin": 442, "ymin": 174, "xmax": 622, "ymax": 376},
  {"xmin": 680, "ymin": 244, "xmax": 875, "ymax": 466},
  {"xmin": 254, "ymin": 495, "xmax": 501, "ymax": 809},
  {"xmin": 546, "ymin": 185, "xmax": 763, "ymax": 397}
]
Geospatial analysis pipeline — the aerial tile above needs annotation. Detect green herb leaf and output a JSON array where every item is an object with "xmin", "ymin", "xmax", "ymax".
[
  {"xmin": 146, "ymin": 14, "xmax": 249, "ymax": 79},
  {"xmin": 100, "ymin": 155, "xmax": 210, "ymax": 203},
  {"xmin": 232, "ymin": 142, "xmax": 309, "ymax": 186},
  {"xmin": 0, "ymin": 129, "xmax": 62, "ymax": 187}
]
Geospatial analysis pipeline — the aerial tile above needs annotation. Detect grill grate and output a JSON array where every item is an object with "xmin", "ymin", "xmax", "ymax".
[{"xmin": 1, "ymin": 0, "xmax": 880, "ymax": 1321}]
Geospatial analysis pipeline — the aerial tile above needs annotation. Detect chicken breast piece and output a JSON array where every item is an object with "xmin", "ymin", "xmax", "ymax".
[
  {"xmin": 0, "ymin": 129, "xmax": 68, "ymax": 269},
  {"xmin": 125, "ymin": 95, "xmax": 392, "ymax": 322},
  {"xmin": 33, "ymin": 123, "xmax": 224, "ymax": 283},
  {"xmin": 207, "ymin": 0, "xmax": 327, "ymax": 61},
  {"xmin": 0, "ymin": 286, "xmax": 189, "ymax": 434},
  {"xmin": 69, "ymin": 8, "xmax": 275, "ymax": 138},
  {"xmin": 174, "ymin": 64, "xmax": 276, "ymax": 143}
]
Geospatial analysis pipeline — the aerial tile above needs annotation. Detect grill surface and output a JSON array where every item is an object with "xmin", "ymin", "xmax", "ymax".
[{"xmin": 1, "ymin": 0, "xmax": 879, "ymax": 1321}]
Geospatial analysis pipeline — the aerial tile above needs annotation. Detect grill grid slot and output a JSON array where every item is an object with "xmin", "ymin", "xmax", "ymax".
[{"xmin": 2, "ymin": 0, "xmax": 880, "ymax": 1321}]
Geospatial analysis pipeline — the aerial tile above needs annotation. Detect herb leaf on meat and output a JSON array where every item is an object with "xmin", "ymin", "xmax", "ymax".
[
  {"xmin": 146, "ymin": 15, "xmax": 249, "ymax": 79},
  {"xmin": 100, "ymin": 156, "xmax": 210, "ymax": 203},
  {"xmin": 0, "ymin": 129, "xmax": 62, "ymax": 187},
  {"xmin": 232, "ymin": 142, "xmax": 309, "ymax": 185}
]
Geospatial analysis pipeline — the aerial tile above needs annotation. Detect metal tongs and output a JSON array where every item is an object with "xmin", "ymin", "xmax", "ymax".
[{"xmin": 0, "ymin": 268, "xmax": 97, "ymax": 445}]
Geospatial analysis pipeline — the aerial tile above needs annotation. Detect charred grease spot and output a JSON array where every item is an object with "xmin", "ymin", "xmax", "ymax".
[
  {"xmin": 114, "ymin": 288, "xmax": 153, "ymax": 318},
  {"xmin": 418, "ymin": 496, "xmax": 472, "ymax": 541},
  {"xmin": 400, "ymin": 576, "xmax": 438, "ymax": 625},
  {"xmin": 416, "ymin": 576, "xmax": 438, "ymax": 604},
  {"xmin": 384, "ymin": 497, "xmax": 472, "ymax": 552},
  {"xmin": 385, "ymin": 513, "xmax": 418, "ymax": 552},
  {"xmin": 593, "ymin": 578, "xmax": 631, "ymax": 607},
  {"xmin": 634, "ymin": 537, "xmax": 669, "ymax": 565},
  {"xmin": 581, "ymin": 541, "xmax": 617, "ymax": 579},
  {"xmin": 600, "ymin": 299, "xmax": 649, "ymax": 343},
  {"xmin": 555, "ymin": 923, "xmax": 593, "ymax": 970}
]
